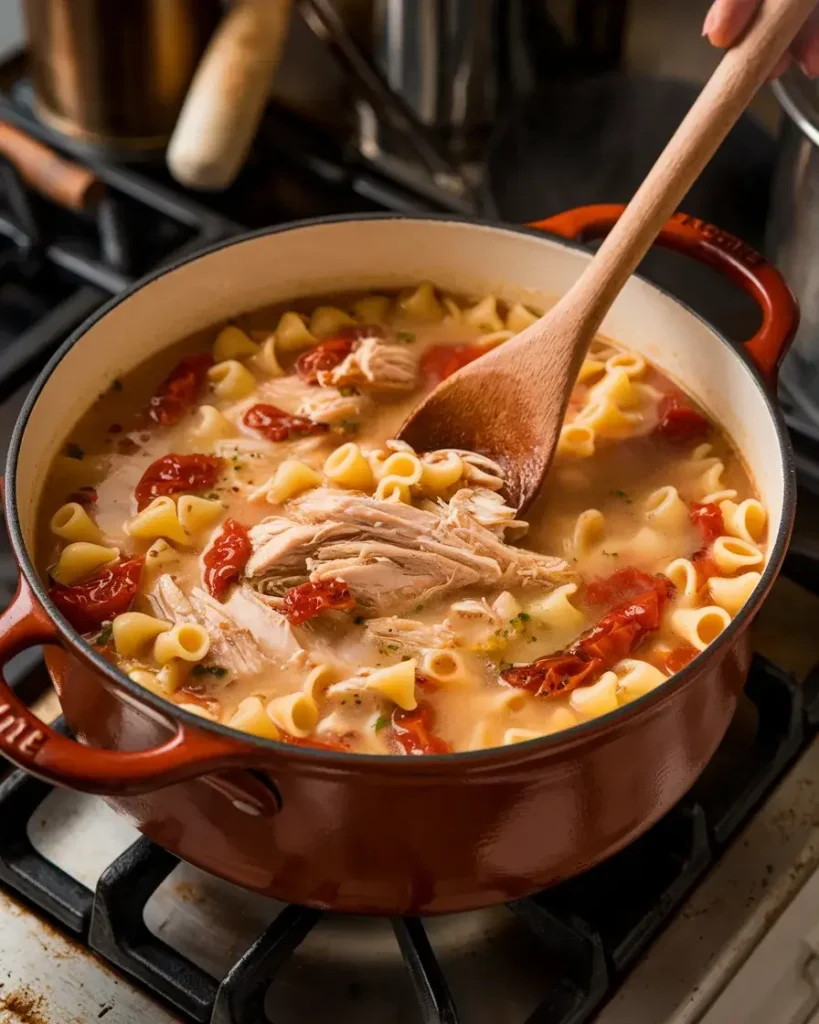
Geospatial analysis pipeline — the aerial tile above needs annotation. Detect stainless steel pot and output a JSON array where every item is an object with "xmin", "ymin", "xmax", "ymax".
[{"xmin": 768, "ymin": 69, "xmax": 819, "ymax": 425}]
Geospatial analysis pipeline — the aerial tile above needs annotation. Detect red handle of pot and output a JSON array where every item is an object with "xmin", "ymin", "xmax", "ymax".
[
  {"xmin": 530, "ymin": 203, "xmax": 799, "ymax": 381},
  {"xmin": 0, "ymin": 576, "xmax": 277, "ymax": 811}
]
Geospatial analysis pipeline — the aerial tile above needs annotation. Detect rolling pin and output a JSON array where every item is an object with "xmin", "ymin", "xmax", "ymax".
[{"xmin": 166, "ymin": 0, "xmax": 293, "ymax": 191}]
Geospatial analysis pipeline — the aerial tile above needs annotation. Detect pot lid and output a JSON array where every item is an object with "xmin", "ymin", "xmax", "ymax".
[{"xmin": 773, "ymin": 67, "xmax": 819, "ymax": 147}]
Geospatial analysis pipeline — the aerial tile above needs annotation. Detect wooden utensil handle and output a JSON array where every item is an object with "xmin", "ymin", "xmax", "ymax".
[
  {"xmin": 562, "ymin": 0, "xmax": 816, "ymax": 338},
  {"xmin": 166, "ymin": 0, "xmax": 293, "ymax": 191},
  {"xmin": 0, "ymin": 122, "xmax": 104, "ymax": 211}
]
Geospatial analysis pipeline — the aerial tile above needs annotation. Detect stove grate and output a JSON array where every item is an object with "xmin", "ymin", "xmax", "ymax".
[{"xmin": 0, "ymin": 654, "xmax": 809, "ymax": 1024}]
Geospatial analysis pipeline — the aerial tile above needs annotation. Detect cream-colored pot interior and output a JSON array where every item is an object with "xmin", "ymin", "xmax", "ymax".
[{"xmin": 14, "ymin": 217, "xmax": 786, "ymax": 556}]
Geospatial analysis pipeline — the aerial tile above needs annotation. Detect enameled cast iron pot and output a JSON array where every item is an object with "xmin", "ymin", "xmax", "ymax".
[{"xmin": 0, "ymin": 205, "xmax": 798, "ymax": 914}]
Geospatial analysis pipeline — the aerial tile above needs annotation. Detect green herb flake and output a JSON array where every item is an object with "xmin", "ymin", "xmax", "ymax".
[
  {"xmin": 397, "ymin": 331, "xmax": 415, "ymax": 343},
  {"xmin": 602, "ymin": 550, "xmax": 620, "ymax": 558},
  {"xmin": 338, "ymin": 385, "xmax": 359, "ymax": 397},
  {"xmin": 191, "ymin": 664, "xmax": 228, "ymax": 678},
  {"xmin": 94, "ymin": 622, "xmax": 113, "ymax": 646},
  {"xmin": 65, "ymin": 443, "xmax": 85, "ymax": 460},
  {"xmin": 373, "ymin": 715, "xmax": 388, "ymax": 732},
  {"xmin": 612, "ymin": 489, "xmax": 632, "ymax": 503},
  {"xmin": 335, "ymin": 419, "xmax": 359, "ymax": 434},
  {"xmin": 499, "ymin": 660, "xmax": 513, "ymax": 673}
]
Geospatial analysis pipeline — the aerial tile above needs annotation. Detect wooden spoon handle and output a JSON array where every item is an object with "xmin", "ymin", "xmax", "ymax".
[{"xmin": 559, "ymin": 0, "xmax": 815, "ymax": 337}]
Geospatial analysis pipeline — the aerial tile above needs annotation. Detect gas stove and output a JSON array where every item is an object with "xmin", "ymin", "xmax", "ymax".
[{"xmin": 3, "ymin": 56, "xmax": 819, "ymax": 1024}]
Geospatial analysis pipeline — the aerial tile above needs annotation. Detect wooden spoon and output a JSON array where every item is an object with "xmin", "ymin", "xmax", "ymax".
[{"xmin": 399, "ymin": 0, "xmax": 815, "ymax": 512}]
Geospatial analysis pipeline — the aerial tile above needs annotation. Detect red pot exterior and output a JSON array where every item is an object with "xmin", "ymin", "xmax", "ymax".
[
  {"xmin": 47, "ymin": 632, "xmax": 749, "ymax": 914},
  {"xmin": 0, "ymin": 205, "xmax": 797, "ymax": 914}
]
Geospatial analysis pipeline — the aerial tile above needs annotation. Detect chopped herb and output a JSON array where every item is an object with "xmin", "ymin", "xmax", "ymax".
[
  {"xmin": 94, "ymin": 622, "xmax": 113, "ymax": 646},
  {"xmin": 354, "ymin": 615, "xmax": 366, "ymax": 625},
  {"xmin": 602, "ymin": 550, "xmax": 619, "ymax": 557},
  {"xmin": 206, "ymin": 492, "xmax": 221, "ymax": 500},
  {"xmin": 233, "ymin": 463, "xmax": 244, "ymax": 471},
  {"xmin": 386, "ymin": 643, "xmax": 399, "ymax": 652},
  {"xmin": 499, "ymin": 660, "xmax": 513, "ymax": 673},
  {"xmin": 334, "ymin": 419, "xmax": 359, "ymax": 434},
  {"xmin": 397, "ymin": 331, "xmax": 415, "ymax": 343},
  {"xmin": 65, "ymin": 443, "xmax": 84, "ymax": 460},
  {"xmin": 612, "ymin": 489, "xmax": 632, "ymax": 503},
  {"xmin": 373, "ymin": 715, "xmax": 388, "ymax": 732},
  {"xmin": 111, "ymin": 378, "xmax": 123, "ymax": 393},
  {"xmin": 507, "ymin": 612, "xmax": 531, "ymax": 635},
  {"xmin": 338, "ymin": 385, "xmax": 359, "ymax": 397},
  {"xmin": 414, "ymin": 604, "xmax": 425, "ymax": 613},
  {"xmin": 191, "ymin": 664, "xmax": 228, "ymax": 678}
]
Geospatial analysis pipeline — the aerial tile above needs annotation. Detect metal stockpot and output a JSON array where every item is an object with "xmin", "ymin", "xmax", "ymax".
[
  {"xmin": 23, "ymin": 0, "xmax": 221, "ymax": 157},
  {"xmin": 767, "ymin": 68, "xmax": 819, "ymax": 424}
]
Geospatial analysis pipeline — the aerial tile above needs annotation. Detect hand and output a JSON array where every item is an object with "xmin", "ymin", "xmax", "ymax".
[{"xmin": 703, "ymin": 0, "xmax": 819, "ymax": 77}]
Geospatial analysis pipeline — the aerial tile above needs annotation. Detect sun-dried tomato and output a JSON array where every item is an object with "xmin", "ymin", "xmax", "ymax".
[
  {"xmin": 295, "ymin": 324, "xmax": 386, "ymax": 386},
  {"xmin": 203, "ymin": 519, "xmax": 251, "ymax": 600},
  {"xmin": 654, "ymin": 394, "xmax": 711, "ymax": 443},
  {"xmin": 690, "ymin": 502, "xmax": 724, "ymax": 545},
  {"xmin": 282, "ymin": 579, "xmax": 356, "ymax": 625},
  {"xmin": 420, "ymin": 343, "xmax": 485, "ymax": 385},
  {"xmin": 502, "ymin": 575, "xmax": 673, "ymax": 698},
  {"xmin": 296, "ymin": 338, "xmax": 354, "ymax": 384},
  {"xmin": 391, "ymin": 701, "xmax": 452, "ymax": 755},
  {"xmin": 134, "ymin": 453, "xmax": 223, "ymax": 510},
  {"xmin": 665, "ymin": 644, "xmax": 699, "ymax": 674},
  {"xmin": 49, "ymin": 558, "xmax": 144, "ymax": 633},
  {"xmin": 242, "ymin": 404, "xmax": 328, "ymax": 443},
  {"xmin": 584, "ymin": 567, "xmax": 663, "ymax": 608},
  {"xmin": 148, "ymin": 354, "xmax": 213, "ymax": 427}
]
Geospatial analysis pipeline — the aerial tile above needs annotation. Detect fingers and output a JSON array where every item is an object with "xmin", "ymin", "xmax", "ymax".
[
  {"xmin": 792, "ymin": 10, "xmax": 819, "ymax": 77},
  {"xmin": 702, "ymin": 0, "xmax": 762, "ymax": 48}
]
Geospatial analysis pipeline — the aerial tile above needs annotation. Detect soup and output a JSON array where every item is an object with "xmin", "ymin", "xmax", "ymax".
[{"xmin": 38, "ymin": 285, "xmax": 767, "ymax": 755}]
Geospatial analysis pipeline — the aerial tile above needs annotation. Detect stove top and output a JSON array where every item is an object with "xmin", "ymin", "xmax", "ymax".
[{"xmin": 2, "ymin": 53, "xmax": 819, "ymax": 1024}]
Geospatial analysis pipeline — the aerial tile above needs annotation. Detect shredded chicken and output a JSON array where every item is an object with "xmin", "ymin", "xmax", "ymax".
[
  {"xmin": 365, "ymin": 616, "xmax": 456, "ymax": 654},
  {"xmin": 244, "ymin": 488, "xmax": 573, "ymax": 616},
  {"xmin": 316, "ymin": 337, "xmax": 418, "ymax": 392},
  {"xmin": 149, "ymin": 575, "xmax": 301, "ymax": 676},
  {"xmin": 446, "ymin": 488, "xmax": 528, "ymax": 540},
  {"xmin": 296, "ymin": 387, "xmax": 372, "ymax": 425}
]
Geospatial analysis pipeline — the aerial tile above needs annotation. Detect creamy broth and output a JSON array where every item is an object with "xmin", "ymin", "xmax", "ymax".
[{"xmin": 38, "ymin": 286, "xmax": 767, "ymax": 755}]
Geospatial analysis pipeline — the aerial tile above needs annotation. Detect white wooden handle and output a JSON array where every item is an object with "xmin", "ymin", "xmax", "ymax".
[
  {"xmin": 166, "ymin": 0, "xmax": 293, "ymax": 191},
  {"xmin": 564, "ymin": 0, "xmax": 816, "ymax": 334}
]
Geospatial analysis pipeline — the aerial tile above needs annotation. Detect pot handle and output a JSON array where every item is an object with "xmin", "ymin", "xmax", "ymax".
[
  {"xmin": 0, "ymin": 575, "xmax": 277, "ymax": 811},
  {"xmin": 529, "ymin": 203, "xmax": 799, "ymax": 381}
]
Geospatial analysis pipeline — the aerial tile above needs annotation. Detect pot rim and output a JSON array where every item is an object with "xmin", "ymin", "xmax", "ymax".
[{"xmin": 5, "ymin": 211, "xmax": 797, "ymax": 767}]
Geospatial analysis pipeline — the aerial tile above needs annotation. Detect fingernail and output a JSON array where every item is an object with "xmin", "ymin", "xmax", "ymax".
[{"xmin": 702, "ymin": 5, "xmax": 719, "ymax": 37}]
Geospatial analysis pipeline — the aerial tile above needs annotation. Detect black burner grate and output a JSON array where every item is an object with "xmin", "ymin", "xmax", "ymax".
[{"xmin": 0, "ymin": 652, "xmax": 813, "ymax": 1024}]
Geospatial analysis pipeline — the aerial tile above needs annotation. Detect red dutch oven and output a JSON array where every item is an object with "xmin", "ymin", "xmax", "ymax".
[{"xmin": 0, "ymin": 205, "xmax": 798, "ymax": 914}]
